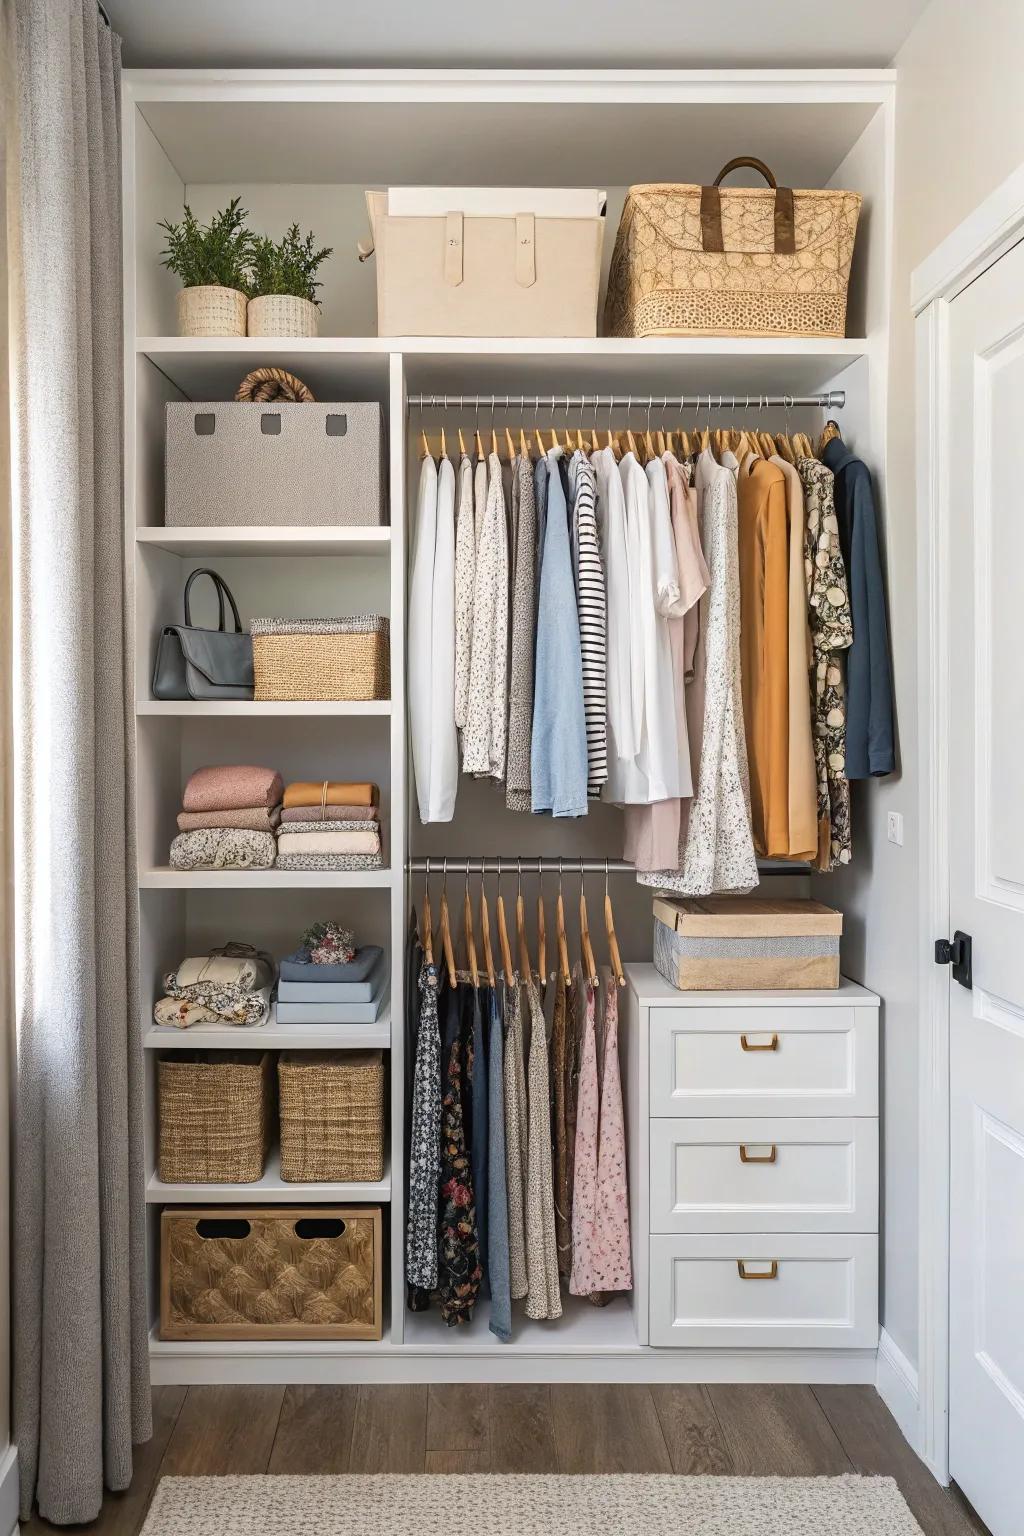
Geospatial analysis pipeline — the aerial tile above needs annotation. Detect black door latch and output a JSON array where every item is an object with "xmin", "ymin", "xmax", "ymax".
[{"xmin": 935, "ymin": 930, "xmax": 972, "ymax": 989}]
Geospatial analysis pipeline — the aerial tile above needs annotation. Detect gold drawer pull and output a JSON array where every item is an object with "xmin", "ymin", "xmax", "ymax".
[
  {"xmin": 737, "ymin": 1259, "xmax": 779, "ymax": 1280},
  {"xmin": 740, "ymin": 1032, "xmax": 779, "ymax": 1051},
  {"xmin": 739, "ymin": 1144, "xmax": 777, "ymax": 1164}
]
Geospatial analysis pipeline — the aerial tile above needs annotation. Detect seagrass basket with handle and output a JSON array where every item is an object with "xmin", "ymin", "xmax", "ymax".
[{"xmin": 604, "ymin": 156, "xmax": 862, "ymax": 339}]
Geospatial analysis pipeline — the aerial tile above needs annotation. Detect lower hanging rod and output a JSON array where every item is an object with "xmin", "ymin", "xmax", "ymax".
[
  {"xmin": 407, "ymin": 391, "xmax": 845, "ymax": 411},
  {"xmin": 407, "ymin": 856, "xmax": 635, "ymax": 874}
]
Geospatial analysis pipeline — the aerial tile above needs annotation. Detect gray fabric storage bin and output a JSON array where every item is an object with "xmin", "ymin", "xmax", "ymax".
[{"xmin": 165, "ymin": 401, "xmax": 384, "ymax": 527}]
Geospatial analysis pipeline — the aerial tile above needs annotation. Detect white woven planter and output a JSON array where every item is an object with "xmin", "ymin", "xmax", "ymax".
[
  {"xmin": 247, "ymin": 294, "xmax": 320, "ymax": 337},
  {"xmin": 176, "ymin": 285, "xmax": 248, "ymax": 337}
]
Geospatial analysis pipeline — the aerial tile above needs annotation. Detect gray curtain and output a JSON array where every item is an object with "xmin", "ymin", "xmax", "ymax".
[{"xmin": 8, "ymin": 0, "xmax": 151, "ymax": 1523}]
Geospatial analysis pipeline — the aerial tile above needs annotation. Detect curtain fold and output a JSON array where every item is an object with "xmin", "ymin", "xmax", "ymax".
[{"xmin": 8, "ymin": 0, "xmax": 151, "ymax": 1522}]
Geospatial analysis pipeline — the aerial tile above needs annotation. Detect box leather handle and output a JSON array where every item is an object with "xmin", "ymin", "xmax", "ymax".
[{"xmin": 700, "ymin": 156, "xmax": 796, "ymax": 256}]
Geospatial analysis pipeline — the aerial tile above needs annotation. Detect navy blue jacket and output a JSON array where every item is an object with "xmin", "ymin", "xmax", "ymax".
[{"xmin": 822, "ymin": 439, "xmax": 895, "ymax": 778}]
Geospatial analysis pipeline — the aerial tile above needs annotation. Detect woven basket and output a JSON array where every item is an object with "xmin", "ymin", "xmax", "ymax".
[
  {"xmin": 176, "ymin": 285, "xmax": 248, "ymax": 338},
  {"xmin": 604, "ymin": 157, "xmax": 862, "ymax": 339},
  {"xmin": 246, "ymin": 294, "xmax": 320, "ymax": 337},
  {"xmin": 278, "ymin": 1050, "xmax": 385, "ymax": 1183},
  {"xmin": 158, "ymin": 1052, "xmax": 273, "ymax": 1184},
  {"xmin": 251, "ymin": 616, "xmax": 390, "ymax": 702},
  {"xmin": 160, "ymin": 1205, "xmax": 383, "ymax": 1340}
]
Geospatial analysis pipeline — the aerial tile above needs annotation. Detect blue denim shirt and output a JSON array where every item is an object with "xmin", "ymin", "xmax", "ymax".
[{"xmin": 531, "ymin": 449, "xmax": 588, "ymax": 816}]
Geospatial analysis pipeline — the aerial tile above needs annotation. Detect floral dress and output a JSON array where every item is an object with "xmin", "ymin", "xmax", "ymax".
[
  {"xmin": 436, "ymin": 983, "xmax": 482, "ymax": 1326},
  {"xmin": 406, "ymin": 958, "xmax": 442, "ymax": 1305},
  {"xmin": 503, "ymin": 979, "xmax": 529, "ymax": 1301},
  {"xmin": 524, "ymin": 974, "xmax": 562, "ymax": 1321},
  {"xmin": 796, "ymin": 457, "xmax": 854, "ymax": 868}
]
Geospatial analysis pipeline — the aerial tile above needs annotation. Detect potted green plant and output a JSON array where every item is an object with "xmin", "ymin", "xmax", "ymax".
[
  {"xmin": 247, "ymin": 223, "xmax": 334, "ymax": 337},
  {"xmin": 158, "ymin": 197, "xmax": 254, "ymax": 337}
]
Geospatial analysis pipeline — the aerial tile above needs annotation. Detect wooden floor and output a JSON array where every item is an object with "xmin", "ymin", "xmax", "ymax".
[{"xmin": 24, "ymin": 1384, "xmax": 989, "ymax": 1535}]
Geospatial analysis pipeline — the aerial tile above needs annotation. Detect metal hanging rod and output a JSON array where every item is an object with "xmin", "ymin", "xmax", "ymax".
[
  {"xmin": 407, "ymin": 391, "xmax": 845, "ymax": 411},
  {"xmin": 407, "ymin": 857, "xmax": 635, "ymax": 875}
]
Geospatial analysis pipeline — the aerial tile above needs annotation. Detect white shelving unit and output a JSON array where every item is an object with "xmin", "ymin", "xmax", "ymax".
[{"xmin": 124, "ymin": 65, "xmax": 895, "ymax": 1386}]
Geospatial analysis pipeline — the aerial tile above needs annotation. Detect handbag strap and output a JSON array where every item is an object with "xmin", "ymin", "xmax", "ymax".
[
  {"xmin": 699, "ymin": 157, "xmax": 796, "ymax": 257},
  {"xmin": 183, "ymin": 568, "xmax": 243, "ymax": 633}
]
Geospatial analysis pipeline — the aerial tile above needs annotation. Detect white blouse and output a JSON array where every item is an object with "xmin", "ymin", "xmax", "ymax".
[{"xmin": 461, "ymin": 452, "xmax": 509, "ymax": 780}]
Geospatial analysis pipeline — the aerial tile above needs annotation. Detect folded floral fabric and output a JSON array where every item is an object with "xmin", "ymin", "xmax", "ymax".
[
  {"xmin": 279, "ymin": 820, "xmax": 380, "ymax": 836},
  {"xmin": 276, "ymin": 829, "xmax": 381, "ymax": 858},
  {"xmin": 279, "ymin": 803, "xmax": 378, "ymax": 824},
  {"xmin": 282, "ymin": 781, "xmax": 378, "ymax": 809},
  {"xmin": 173, "ymin": 952, "xmax": 275, "ymax": 990},
  {"xmin": 279, "ymin": 943, "xmax": 384, "ymax": 982},
  {"xmin": 274, "ymin": 852, "xmax": 384, "ymax": 872},
  {"xmin": 156, "ymin": 980, "xmax": 273, "ymax": 1027},
  {"xmin": 153, "ymin": 997, "xmax": 222, "ymax": 1029},
  {"xmin": 169, "ymin": 828, "xmax": 276, "ymax": 870},
  {"xmin": 176, "ymin": 806, "xmax": 281, "ymax": 834},
  {"xmin": 182, "ymin": 764, "xmax": 284, "ymax": 814}
]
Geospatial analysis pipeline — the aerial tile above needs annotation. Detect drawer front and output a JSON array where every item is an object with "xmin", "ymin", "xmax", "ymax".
[
  {"xmin": 649, "ymin": 1232, "xmax": 879, "ymax": 1349},
  {"xmin": 649, "ymin": 1117, "xmax": 879, "ymax": 1233},
  {"xmin": 649, "ymin": 1005, "xmax": 878, "ymax": 1117}
]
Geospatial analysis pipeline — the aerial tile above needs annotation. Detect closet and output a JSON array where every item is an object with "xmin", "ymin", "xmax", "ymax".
[{"xmin": 124, "ymin": 67, "xmax": 894, "ymax": 1384}]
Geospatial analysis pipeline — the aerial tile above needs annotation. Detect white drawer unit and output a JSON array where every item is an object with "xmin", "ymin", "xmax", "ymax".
[
  {"xmin": 648, "ymin": 1232, "xmax": 879, "ymax": 1349},
  {"xmin": 648, "ymin": 1000, "xmax": 878, "ymax": 1119},
  {"xmin": 649, "ymin": 1116, "xmax": 879, "ymax": 1234}
]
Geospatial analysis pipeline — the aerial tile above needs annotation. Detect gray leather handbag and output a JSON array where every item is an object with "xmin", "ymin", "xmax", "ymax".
[{"xmin": 152, "ymin": 568, "xmax": 254, "ymax": 701}]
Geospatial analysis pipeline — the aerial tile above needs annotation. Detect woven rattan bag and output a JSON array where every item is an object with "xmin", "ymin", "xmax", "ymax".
[{"xmin": 604, "ymin": 156, "xmax": 862, "ymax": 339}]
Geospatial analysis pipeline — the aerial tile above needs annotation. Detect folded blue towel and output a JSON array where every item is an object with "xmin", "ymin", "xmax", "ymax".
[{"xmin": 278, "ymin": 943, "xmax": 384, "ymax": 983}]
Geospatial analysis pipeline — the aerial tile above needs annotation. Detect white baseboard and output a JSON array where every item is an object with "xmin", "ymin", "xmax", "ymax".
[
  {"xmin": 876, "ymin": 1328, "xmax": 920, "ymax": 1453},
  {"xmin": 0, "ymin": 1444, "xmax": 19, "ymax": 1536}
]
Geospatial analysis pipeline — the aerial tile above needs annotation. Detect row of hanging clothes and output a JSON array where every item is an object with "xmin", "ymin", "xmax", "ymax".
[
  {"xmin": 405, "ymin": 859, "xmax": 632, "ymax": 1335},
  {"xmin": 408, "ymin": 394, "xmax": 895, "ymax": 894}
]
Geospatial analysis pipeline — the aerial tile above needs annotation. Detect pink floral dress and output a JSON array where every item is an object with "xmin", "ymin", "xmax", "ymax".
[{"xmin": 570, "ymin": 969, "xmax": 632, "ymax": 1298}]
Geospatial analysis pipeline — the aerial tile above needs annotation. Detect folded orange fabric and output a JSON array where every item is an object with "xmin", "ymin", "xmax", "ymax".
[{"xmin": 282, "ymin": 781, "xmax": 379, "ymax": 809}]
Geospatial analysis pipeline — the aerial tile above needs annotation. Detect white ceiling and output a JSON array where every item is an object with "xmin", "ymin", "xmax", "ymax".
[{"xmin": 105, "ymin": 0, "xmax": 927, "ymax": 70}]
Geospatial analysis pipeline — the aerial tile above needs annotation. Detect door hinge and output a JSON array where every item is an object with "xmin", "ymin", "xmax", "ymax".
[{"xmin": 934, "ymin": 930, "xmax": 973, "ymax": 989}]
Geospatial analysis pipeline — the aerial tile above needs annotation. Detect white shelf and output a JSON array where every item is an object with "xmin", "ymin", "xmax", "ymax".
[
  {"xmin": 137, "ymin": 699, "xmax": 391, "ymax": 717},
  {"xmin": 139, "ymin": 866, "xmax": 393, "ymax": 889},
  {"xmin": 136, "ymin": 524, "xmax": 391, "ymax": 558},
  {"xmin": 145, "ymin": 1006, "xmax": 391, "ymax": 1051},
  {"xmin": 146, "ymin": 1148, "xmax": 391, "ymax": 1204}
]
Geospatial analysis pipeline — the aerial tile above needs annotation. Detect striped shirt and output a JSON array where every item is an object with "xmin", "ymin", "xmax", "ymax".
[{"xmin": 568, "ymin": 451, "xmax": 608, "ymax": 796}]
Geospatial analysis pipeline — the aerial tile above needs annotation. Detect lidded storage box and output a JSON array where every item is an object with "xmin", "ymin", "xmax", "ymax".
[
  {"xmin": 157, "ymin": 1051, "xmax": 273, "ymax": 1184},
  {"xmin": 250, "ymin": 615, "xmax": 389, "ymax": 702},
  {"xmin": 164, "ymin": 400, "xmax": 384, "ymax": 527},
  {"xmin": 653, "ymin": 897, "xmax": 842, "ymax": 991},
  {"xmin": 604, "ymin": 157, "xmax": 861, "ymax": 339},
  {"xmin": 160, "ymin": 1206, "xmax": 383, "ymax": 1341},
  {"xmin": 360, "ymin": 187, "xmax": 606, "ymax": 337},
  {"xmin": 278, "ymin": 1050, "xmax": 385, "ymax": 1183}
]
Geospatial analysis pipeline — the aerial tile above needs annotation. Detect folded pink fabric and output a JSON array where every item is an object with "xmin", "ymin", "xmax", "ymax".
[
  {"xmin": 177, "ymin": 806, "xmax": 281, "ymax": 834},
  {"xmin": 278, "ymin": 803, "xmax": 378, "ymax": 824},
  {"xmin": 182, "ymin": 764, "xmax": 284, "ymax": 814}
]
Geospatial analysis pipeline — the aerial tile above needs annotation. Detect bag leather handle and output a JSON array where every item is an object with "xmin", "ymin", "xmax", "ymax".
[
  {"xmin": 184, "ymin": 568, "xmax": 243, "ymax": 633},
  {"xmin": 700, "ymin": 156, "xmax": 795, "ymax": 257}
]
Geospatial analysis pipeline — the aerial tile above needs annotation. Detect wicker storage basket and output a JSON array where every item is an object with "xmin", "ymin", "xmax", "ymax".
[
  {"xmin": 278, "ymin": 1050, "xmax": 385, "ymax": 1183},
  {"xmin": 250, "ymin": 616, "xmax": 389, "ymax": 702},
  {"xmin": 158, "ymin": 1051, "xmax": 274, "ymax": 1183},
  {"xmin": 176, "ymin": 285, "xmax": 248, "ymax": 337},
  {"xmin": 653, "ymin": 897, "xmax": 843, "ymax": 991},
  {"xmin": 160, "ymin": 1205, "xmax": 383, "ymax": 1340},
  {"xmin": 604, "ymin": 157, "xmax": 862, "ymax": 339}
]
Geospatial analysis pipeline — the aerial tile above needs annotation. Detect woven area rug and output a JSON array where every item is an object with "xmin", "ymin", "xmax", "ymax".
[{"xmin": 140, "ymin": 1473, "xmax": 924, "ymax": 1534}]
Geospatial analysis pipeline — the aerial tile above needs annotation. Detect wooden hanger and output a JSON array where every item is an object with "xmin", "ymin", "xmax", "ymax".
[
  {"xmin": 440, "ymin": 425, "xmax": 447, "ymax": 459},
  {"xmin": 549, "ymin": 428, "xmax": 560, "ymax": 453},
  {"xmin": 462, "ymin": 870, "xmax": 479, "ymax": 988},
  {"xmin": 579, "ymin": 871, "xmax": 599, "ymax": 987},
  {"xmin": 438, "ymin": 862, "xmax": 457, "ymax": 988},
  {"xmin": 490, "ymin": 427, "xmax": 498, "ymax": 457},
  {"xmin": 519, "ymin": 427, "xmax": 529, "ymax": 460},
  {"xmin": 458, "ymin": 427, "xmax": 467, "ymax": 457},
  {"xmin": 474, "ymin": 427, "xmax": 484, "ymax": 458},
  {"xmin": 515, "ymin": 861, "xmax": 531, "ymax": 981},
  {"xmin": 555, "ymin": 863, "xmax": 571, "ymax": 986},
  {"xmin": 604, "ymin": 861, "xmax": 626, "ymax": 988},
  {"xmin": 504, "ymin": 426, "xmax": 516, "ymax": 464},
  {"xmin": 495, "ymin": 858, "xmax": 515, "ymax": 988},
  {"xmin": 792, "ymin": 431, "xmax": 814, "ymax": 460},
  {"xmin": 774, "ymin": 432, "xmax": 796, "ymax": 464},
  {"xmin": 536, "ymin": 861, "xmax": 548, "ymax": 983},
  {"xmin": 534, "ymin": 427, "xmax": 546, "ymax": 458},
  {"xmin": 421, "ymin": 860, "xmax": 434, "ymax": 966},
  {"xmin": 420, "ymin": 427, "xmax": 431, "ymax": 460},
  {"xmin": 479, "ymin": 875, "xmax": 497, "ymax": 989},
  {"xmin": 818, "ymin": 419, "xmax": 843, "ymax": 456}
]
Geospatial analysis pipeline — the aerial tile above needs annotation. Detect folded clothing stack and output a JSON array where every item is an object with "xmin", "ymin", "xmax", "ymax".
[
  {"xmin": 278, "ymin": 923, "xmax": 387, "ymax": 1023},
  {"xmin": 275, "ymin": 780, "xmax": 383, "ymax": 871},
  {"xmin": 154, "ymin": 942, "xmax": 277, "ymax": 1029},
  {"xmin": 169, "ymin": 765, "xmax": 283, "ymax": 871}
]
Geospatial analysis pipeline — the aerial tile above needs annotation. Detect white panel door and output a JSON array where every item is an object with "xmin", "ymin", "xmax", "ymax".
[{"xmin": 947, "ymin": 236, "xmax": 1024, "ymax": 1536}]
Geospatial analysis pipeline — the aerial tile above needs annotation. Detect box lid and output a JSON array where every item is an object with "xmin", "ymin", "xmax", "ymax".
[{"xmin": 653, "ymin": 896, "xmax": 843, "ymax": 938}]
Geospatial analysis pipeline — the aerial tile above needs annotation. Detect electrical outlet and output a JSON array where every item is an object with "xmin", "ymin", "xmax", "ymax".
[{"xmin": 887, "ymin": 812, "xmax": 904, "ymax": 846}]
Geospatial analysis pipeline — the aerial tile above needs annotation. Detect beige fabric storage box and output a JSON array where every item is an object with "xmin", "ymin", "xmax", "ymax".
[
  {"xmin": 361, "ymin": 187, "xmax": 606, "ymax": 337},
  {"xmin": 160, "ymin": 1206, "xmax": 383, "ymax": 1341},
  {"xmin": 278, "ymin": 1050, "xmax": 385, "ymax": 1183},
  {"xmin": 653, "ymin": 897, "xmax": 842, "ymax": 991},
  {"xmin": 165, "ymin": 400, "xmax": 384, "ymax": 526},
  {"xmin": 157, "ymin": 1051, "xmax": 274, "ymax": 1184}
]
